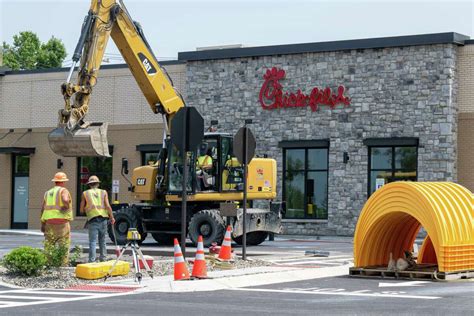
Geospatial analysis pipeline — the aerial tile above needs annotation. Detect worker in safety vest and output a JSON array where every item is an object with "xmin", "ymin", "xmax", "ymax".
[
  {"xmin": 196, "ymin": 148, "xmax": 213, "ymax": 190},
  {"xmin": 80, "ymin": 175, "xmax": 115, "ymax": 262},
  {"xmin": 40, "ymin": 172, "xmax": 73, "ymax": 266}
]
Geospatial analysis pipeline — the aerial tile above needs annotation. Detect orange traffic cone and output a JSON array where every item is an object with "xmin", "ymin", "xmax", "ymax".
[
  {"xmin": 173, "ymin": 238, "xmax": 190, "ymax": 281},
  {"xmin": 191, "ymin": 235, "xmax": 208, "ymax": 279},
  {"xmin": 218, "ymin": 226, "xmax": 233, "ymax": 261}
]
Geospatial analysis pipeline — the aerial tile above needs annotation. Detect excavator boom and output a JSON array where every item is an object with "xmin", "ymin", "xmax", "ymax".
[{"xmin": 49, "ymin": 0, "xmax": 184, "ymax": 157}]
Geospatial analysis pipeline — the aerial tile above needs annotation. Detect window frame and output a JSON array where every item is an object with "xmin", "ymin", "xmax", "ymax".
[
  {"xmin": 281, "ymin": 143, "xmax": 329, "ymax": 220},
  {"xmin": 76, "ymin": 153, "xmax": 113, "ymax": 216},
  {"xmin": 367, "ymin": 145, "xmax": 418, "ymax": 197},
  {"xmin": 136, "ymin": 144, "xmax": 162, "ymax": 166}
]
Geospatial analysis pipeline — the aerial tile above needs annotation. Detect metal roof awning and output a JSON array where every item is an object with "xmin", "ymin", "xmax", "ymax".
[
  {"xmin": 136, "ymin": 144, "xmax": 162, "ymax": 152},
  {"xmin": 0, "ymin": 129, "xmax": 35, "ymax": 154},
  {"xmin": 0, "ymin": 147, "xmax": 36, "ymax": 154}
]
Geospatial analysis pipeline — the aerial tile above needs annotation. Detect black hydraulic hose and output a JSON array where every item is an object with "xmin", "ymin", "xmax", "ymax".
[
  {"xmin": 72, "ymin": 10, "xmax": 95, "ymax": 62},
  {"xmin": 133, "ymin": 21, "xmax": 175, "ymax": 87}
]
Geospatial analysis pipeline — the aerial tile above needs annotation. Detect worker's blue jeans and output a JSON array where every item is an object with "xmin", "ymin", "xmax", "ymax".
[{"xmin": 88, "ymin": 218, "xmax": 108, "ymax": 262}]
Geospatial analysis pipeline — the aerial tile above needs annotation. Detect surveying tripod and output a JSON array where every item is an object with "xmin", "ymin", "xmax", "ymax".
[{"xmin": 105, "ymin": 228, "xmax": 153, "ymax": 283}]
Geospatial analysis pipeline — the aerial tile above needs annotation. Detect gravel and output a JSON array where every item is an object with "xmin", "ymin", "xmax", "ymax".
[{"xmin": 0, "ymin": 254, "xmax": 271, "ymax": 289}]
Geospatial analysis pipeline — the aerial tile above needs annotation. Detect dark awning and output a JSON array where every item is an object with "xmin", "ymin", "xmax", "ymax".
[
  {"xmin": 0, "ymin": 147, "xmax": 36, "ymax": 154},
  {"xmin": 363, "ymin": 137, "xmax": 419, "ymax": 147},
  {"xmin": 278, "ymin": 139, "xmax": 329, "ymax": 148},
  {"xmin": 136, "ymin": 144, "xmax": 162, "ymax": 152}
]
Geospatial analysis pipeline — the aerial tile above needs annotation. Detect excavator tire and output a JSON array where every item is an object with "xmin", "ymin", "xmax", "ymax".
[
  {"xmin": 232, "ymin": 231, "xmax": 269, "ymax": 246},
  {"xmin": 108, "ymin": 206, "xmax": 147, "ymax": 245},
  {"xmin": 188, "ymin": 209, "xmax": 225, "ymax": 247},
  {"xmin": 151, "ymin": 233, "xmax": 181, "ymax": 245}
]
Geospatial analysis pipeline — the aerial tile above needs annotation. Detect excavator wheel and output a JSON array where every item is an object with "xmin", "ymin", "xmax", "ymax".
[
  {"xmin": 151, "ymin": 233, "xmax": 181, "ymax": 245},
  {"xmin": 108, "ymin": 206, "xmax": 147, "ymax": 245},
  {"xmin": 188, "ymin": 210, "xmax": 225, "ymax": 247},
  {"xmin": 232, "ymin": 231, "xmax": 269, "ymax": 246}
]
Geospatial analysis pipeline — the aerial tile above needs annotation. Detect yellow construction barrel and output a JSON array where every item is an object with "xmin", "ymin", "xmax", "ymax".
[{"xmin": 354, "ymin": 182, "xmax": 474, "ymax": 273}]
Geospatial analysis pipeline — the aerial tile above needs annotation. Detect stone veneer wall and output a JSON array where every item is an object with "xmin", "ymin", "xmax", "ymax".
[{"xmin": 184, "ymin": 44, "xmax": 458, "ymax": 236}]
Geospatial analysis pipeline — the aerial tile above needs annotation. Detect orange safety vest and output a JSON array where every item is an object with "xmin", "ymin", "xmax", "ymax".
[
  {"xmin": 41, "ymin": 186, "xmax": 73, "ymax": 222},
  {"xmin": 83, "ymin": 188, "xmax": 109, "ymax": 220}
]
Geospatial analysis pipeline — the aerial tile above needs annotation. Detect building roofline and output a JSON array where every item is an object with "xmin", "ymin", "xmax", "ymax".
[
  {"xmin": 178, "ymin": 32, "xmax": 470, "ymax": 61},
  {"xmin": 2, "ymin": 59, "xmax": 184, "ymax": 76}
]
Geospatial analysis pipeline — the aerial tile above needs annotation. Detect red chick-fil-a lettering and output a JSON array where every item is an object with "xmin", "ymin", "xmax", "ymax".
[{"xmin": 259, "ymin": 67, "xmax": 351, "ymax": 112}]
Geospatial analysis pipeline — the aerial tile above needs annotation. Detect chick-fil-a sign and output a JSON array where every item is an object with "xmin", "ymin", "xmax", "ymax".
[{"xmin": 259, "ymin": 67, "xmax": 351, "ymax": 112}]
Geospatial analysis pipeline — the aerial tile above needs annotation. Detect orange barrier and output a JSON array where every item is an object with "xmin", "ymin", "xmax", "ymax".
[
  {"xmin": 418, "ymin": 235, "xmax": 437, "ymax": 264},
  {"xmin": 354, "ymin": 182, "xmax": 474, "ymax": 273},
  {"xmin": 173, "ymin": 238, "xmax": 190, "ymax": 281},
  {"xmin": 191, "ymin": 235, "xmax": 208, "ymax": 279},
  {"xmin": 218, "ymin": 226, "xmax": 233, "ymax": 261}
]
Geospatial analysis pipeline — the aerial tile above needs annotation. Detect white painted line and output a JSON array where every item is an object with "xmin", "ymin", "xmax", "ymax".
[
  {"xmin": 379, "ymin": 281, "xmax": 430, "ymax": 287},
  {"xmin": 0, "ymin": 290, "xmax": 136, "ymax": 309},
  {"xmin": 278, "ymin": 260, "xmax": 341, "ymax": 266},
  {"xmin": 0, "ymin": 295, "xmax": 53, "ymax": 300},
  {"xmin": 350, "ymin": 290, "xmax": 372, "ymax": 293},
  {"xmin": 283, "ymin": 287, "xmax": 321, "ymax": 291},
  {"xmin": 227, "ymin": 288, "xmax": 441, "ymax": 300},
  {"xmin": 16, "ymin": 290, "xmax": 108, "ymax": 296},
  {"xmin": 268, "ymin": 255, "xmax": 352, "ymax": 263}
]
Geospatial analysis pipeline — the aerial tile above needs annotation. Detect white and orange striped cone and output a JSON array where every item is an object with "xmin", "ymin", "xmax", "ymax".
[
  {"xmin": 173, "ymin": 238, "xmax": 190, "ymax": 281},
  {"xmin": 191, "ymin": 235, "xmax": 208, "ymax": 279},
  {"xmin": 218, "ymin": 226, "xmax": 233, "ymax": 261}
]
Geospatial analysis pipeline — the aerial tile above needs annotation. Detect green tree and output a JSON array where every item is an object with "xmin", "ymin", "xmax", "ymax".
[{"xmin": 2, "ymin": 31, "xmax": 66, "ymax": 70}]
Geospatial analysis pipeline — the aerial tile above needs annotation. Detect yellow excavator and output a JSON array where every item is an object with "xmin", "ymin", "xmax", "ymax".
[{"xmin": 48, "ymin": 0, "xmax": 283, "ymax": 246}]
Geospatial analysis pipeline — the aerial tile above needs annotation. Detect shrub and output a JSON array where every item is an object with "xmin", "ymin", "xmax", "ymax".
[
  {"xmin": 43, "ymin": 242, "xmax": 69, "ymax": 268},
  {"xmin": 2, "ymin": 247, "xmax": 47, "ymax": 276},
  {"xmin": 69, "ymin": 245, "xmax": 83, "ymax": 265}
]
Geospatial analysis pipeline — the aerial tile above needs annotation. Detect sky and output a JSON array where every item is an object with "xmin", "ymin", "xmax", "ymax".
[{"xmin": 1, "ymin": 0, "xmax": 473, "ymax": 66}]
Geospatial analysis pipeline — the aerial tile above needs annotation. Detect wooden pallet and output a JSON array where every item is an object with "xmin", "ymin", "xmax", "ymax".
[{"xmin": 349, "ymin": 265, "xmax": 474, "ymax": 281}]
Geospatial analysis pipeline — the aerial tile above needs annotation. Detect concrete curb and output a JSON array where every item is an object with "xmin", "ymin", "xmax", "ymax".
[
  {"xmin": 106, "ymin": 263, "xmax": 353, "ymax": 293},
  {"xmin": 0, "ymin": 230, "xmax": 44, "ymax": 237}
]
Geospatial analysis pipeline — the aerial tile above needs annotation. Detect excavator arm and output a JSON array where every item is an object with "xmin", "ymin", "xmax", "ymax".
[{"xmin": 49, "ymin": 0, "xmax": 185, "ymax": 157}]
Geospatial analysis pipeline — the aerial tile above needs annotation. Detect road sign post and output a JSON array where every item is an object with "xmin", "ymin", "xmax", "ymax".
[
  {"xmin": 171, "ymin": 107, "xmax": 204, "ymax": 256},
  {"xmin": 233, "ymin": 126, "xmax": 256, "ymax": 260}
]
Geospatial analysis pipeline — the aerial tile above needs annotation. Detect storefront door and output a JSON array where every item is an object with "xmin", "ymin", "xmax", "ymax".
[{"xmin": 11, "ymin": 155, "xmax": 30, "ymax": 229}]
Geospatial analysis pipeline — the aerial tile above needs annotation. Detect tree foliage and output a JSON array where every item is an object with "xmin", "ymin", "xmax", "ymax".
[{"xmin": 2, "ymin": 31, "xmax": 67, "ymax": 70}]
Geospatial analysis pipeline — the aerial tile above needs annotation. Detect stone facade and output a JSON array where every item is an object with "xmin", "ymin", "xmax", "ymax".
[{"xmin": 184, "ymin": 44, "xmax": 459, "ymax": 236}]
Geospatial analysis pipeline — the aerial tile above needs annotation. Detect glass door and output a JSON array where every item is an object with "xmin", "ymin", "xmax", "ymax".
[{"xmin": 11, "ymin": 155, "xmax": 30, "ymax": 229}]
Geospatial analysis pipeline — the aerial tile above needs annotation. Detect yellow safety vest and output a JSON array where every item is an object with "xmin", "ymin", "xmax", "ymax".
[
  {"xmin": 83, "ymin": 188, "xmax": 109, "ymax": 220},
  {"xmin": 41, "ymin": 186, "xmax": 73, "ymax": 222},
  {"xmin": 197, "ymin": 155, "xmax": 212, "ymax": 168}
]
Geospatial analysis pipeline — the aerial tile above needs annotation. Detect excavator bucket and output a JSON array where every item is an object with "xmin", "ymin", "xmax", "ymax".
[{"xmin": 48, "ymin": 122, "xmax": 111, "ymax": 157}]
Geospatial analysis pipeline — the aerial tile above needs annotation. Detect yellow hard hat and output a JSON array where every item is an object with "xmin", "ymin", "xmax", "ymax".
[
  {"xmin": 52, "ymin": 172, "xmax": 69, "ymax": 182},
  {"xmin": 86, "ymin": 175, "xmax": 100, "ymax": 185}
]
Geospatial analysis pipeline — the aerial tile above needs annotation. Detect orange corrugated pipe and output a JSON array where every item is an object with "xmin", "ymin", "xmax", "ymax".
[{"xmin": 354, "ymin": 182, "xmax": 474, "ymax": 273}]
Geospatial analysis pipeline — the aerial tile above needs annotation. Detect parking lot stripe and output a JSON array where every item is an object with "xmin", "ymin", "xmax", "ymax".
[{"xmin": 228, "ymin": 288, "xmax": 441, "ymax": 300}]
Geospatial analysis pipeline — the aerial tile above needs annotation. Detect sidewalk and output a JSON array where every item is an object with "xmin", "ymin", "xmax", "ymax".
[{"xmin": 106, "ymin": 262, "xmax": 353, "ymax": 293}]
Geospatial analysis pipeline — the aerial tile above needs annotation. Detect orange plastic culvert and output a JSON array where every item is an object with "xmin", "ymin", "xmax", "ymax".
[{"xmin": 353, "ymin": 182, "xmax": 474, "ymax": 273}]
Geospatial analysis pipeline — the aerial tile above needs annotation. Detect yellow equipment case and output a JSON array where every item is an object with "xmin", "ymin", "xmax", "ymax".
[{"xmin": 75, "ymin": 260, "xmax": 130, "ymax": 280}]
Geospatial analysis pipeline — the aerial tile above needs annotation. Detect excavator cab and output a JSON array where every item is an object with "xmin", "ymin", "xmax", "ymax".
[{"xmin": 48, "ymin": 122, "xmax": 111, "ymax": 157}]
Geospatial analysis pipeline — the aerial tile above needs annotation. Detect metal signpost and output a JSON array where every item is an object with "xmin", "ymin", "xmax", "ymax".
[
  {"xmin": 171, "ymin": 107, "xmax": 204, "ymax": 256},
  {"xmin": 233, "ymin": 125, "xmax": 256, "ymax": 260}
]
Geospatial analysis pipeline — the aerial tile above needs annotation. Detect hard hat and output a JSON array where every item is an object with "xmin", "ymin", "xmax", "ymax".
[
  {"xmin": 86, "ymin": 175, "xmax": 101, "ymax": 185},
  {"xmin": 52, "ymin": 172, "xmax": 69, "ymax": 182}
]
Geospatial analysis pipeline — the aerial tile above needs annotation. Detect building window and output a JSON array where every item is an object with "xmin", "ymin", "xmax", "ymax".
[
  {"xmin": 77, "ymin": 156, "xmax": 113, "ymax": 216},
  {"xmin": 136, "ymin": 144, "xmax": 162, "ymax": 166},
  {"xmin": 368, "ymin": 146, "xmax": 417, "ymax": 195},
  {"xmin": 142, "ymin": 152, "xmax": 159, "ymax": 166},
  {"xmin": 282, "ymin": 142, "xmax": 329, "ymax": 220}
]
